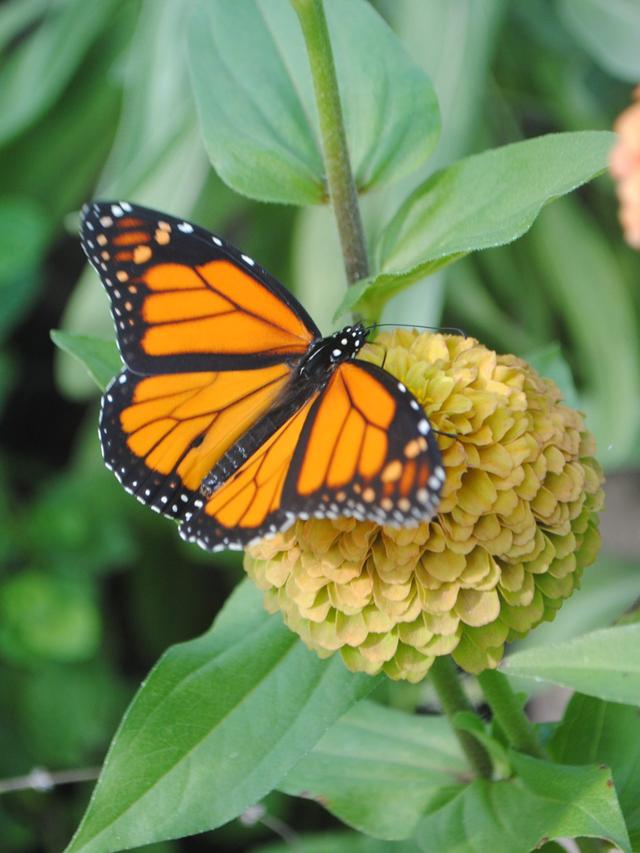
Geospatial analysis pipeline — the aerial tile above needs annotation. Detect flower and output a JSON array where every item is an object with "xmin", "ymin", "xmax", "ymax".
[
  {"xmin": 610, "ymin": 86, "xmax": 640, "ymax": 249},
  {"xmin": 244, "ymin": 331, "xmax": 604, "ymax": 683}
]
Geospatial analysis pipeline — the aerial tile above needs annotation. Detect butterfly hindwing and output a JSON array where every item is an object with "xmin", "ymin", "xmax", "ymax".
[
  {"xmin": 179, "ymin": 360, "xmax": 443, "ymax": 550},
  {"xmin": 100, "ymin": 363, "xmax": 293, "ymax": 522},
  {"xmin": 285, "ymin": 360, "xmax": 444, "ymax": 524},
  {"xmin": 81, "ymin": 201, "xmax": 319, "ymax": 374}
]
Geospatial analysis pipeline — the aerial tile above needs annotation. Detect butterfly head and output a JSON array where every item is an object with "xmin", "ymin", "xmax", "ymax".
[{"xmin": 299, "ymin": 322, "xmax": 368, "ymax": 383}]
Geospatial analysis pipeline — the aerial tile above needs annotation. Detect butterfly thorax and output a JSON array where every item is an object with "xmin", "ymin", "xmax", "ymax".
[{"xmin": 298, "ymin": 323, "xmax": 367, "ymax": 384}]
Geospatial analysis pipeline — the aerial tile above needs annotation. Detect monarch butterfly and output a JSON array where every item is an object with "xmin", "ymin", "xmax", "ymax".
[{"xmin": 81, "ymin": 202, "xmax": 445, "ymax": 552}]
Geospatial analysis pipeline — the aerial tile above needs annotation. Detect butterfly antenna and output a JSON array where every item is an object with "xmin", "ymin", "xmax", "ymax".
[{"xmin": 365, "ymin": 322, "xmax": 467, "ymax": 338}]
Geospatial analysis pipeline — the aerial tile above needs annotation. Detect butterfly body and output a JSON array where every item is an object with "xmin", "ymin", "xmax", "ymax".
[{"xmin": 82, "ymin": 202, "xmax": 445, "ymax": 552}]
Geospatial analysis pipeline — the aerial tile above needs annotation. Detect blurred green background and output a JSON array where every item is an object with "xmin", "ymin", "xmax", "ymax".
[{"xmin": 1, "ymin": 1, "xmax": 639, "ymax": 850}]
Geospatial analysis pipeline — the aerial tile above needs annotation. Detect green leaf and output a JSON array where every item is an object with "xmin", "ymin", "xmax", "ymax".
[
  {"xmin": 66, "ymin": 581, "xmax": 379, "ymax": 853},
  {"xmin": 97, "ymin": 0, "xmax": 205, "ymax": 202},
  {"xmin": 551, "ymin": 694, "xmax": 640, "ymax": 839},
  {"xmin": 559, "ymin": 0, "xmax": 640, "ymax": 82},
  {"xmin": 50, "ymin": 331, "xmax": 121, "ymax": 392},
  {"xmin": 0, "ymin": 0, "xmax": 119, "ymax": 145},
  {"xmin": 279, "ymin": 701, "xmax": 466, "ymax": 840},
  {"xmin": 415, "ymin": 752, "xmax": 630, "ymax": 853},
  {"xmin": 188, "ymin": 0, "xmax": 439, "ymax": 205},
  {"xmin": 503, "ymin": 624, "xmax": 640, "ymax": 705},
  {"xmin": 339, "ymin": 131, "xmax": 615, "ymax": 317}
]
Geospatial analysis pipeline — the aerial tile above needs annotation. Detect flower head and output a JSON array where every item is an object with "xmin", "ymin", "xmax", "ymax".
[
  {"xmin": 611, "ymin": 86, "xmax": 640, "ymax": 248},
  {"xmin": 245, "ymin": 331, "xmax": 604, "ymax": 682}
]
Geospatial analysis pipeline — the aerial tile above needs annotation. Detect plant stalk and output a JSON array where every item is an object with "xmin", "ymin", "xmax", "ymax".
[
  {"xmin": 477, "ymin": 669, "xmax": 546, "ymax": 759},
  {"xmin": 430, "ymin": 656, "xmax": 493, "ymax": 779},
  {"xmin": 0, "ymin": 766, "xmax": 100, "ymax": 795},
  {"xmin": 291, "ymin": 0, "xmax": 369, "ymax": 286}
]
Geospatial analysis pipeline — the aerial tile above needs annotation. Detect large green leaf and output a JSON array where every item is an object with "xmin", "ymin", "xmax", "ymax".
[
  {"xmin": 415, "ymin": 752, "xmax": 630, "ymax": 852},
  {"xmin": 65, "ymin": 581, "xmax": 379, "ymax": 853},
  {"xmin": 559, "ymin": 0, "xmax": 640, "ymax": 82},
  {"xmin": 339, "ymin": 131, "xmax": 615, "ymax": 317},
  {"xmin": 551, "ymin": 694, "xmax": 640, "ymax": 841},
  {"xmin": 0, "ymin": 0, "xmax": 120, "ymax": 145},
  {"xmin": 279, "ymin": 701, "xmax": 466, "ymax": 840},
  {"xmin": 188, "ymin": 0, "xmax": 439, "ymax": 205},
  {"xmin": 50, "ymin": 331, "xmax": 121, "ymax": 393},
  {"xmin": 502, "ymin": 624, "xmax": 640, "ymax": 705}
]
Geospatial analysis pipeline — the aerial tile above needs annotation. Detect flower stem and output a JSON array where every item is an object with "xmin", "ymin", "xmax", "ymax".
[
  {"xmin": 430, "ymin": 656, "xmax": 493, "ymax": 779},
  {"xmin": 291, "ymin": 0, "xmax": 369, "ymax": 286},
  {"xmin": 477, "ymin": 669, "xmax": 546, "ymax": 759}
]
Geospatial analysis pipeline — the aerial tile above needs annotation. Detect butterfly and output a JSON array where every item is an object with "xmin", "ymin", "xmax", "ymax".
[{"xmin": 80, "ymin": 201, "xmax": 445, "ymax": 552}]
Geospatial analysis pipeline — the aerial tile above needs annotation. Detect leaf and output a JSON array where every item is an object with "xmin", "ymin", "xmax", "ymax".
[
  {"xmin": 502, "ymin": 624, "xmax": 640, "ymax": 706},
  {"xmin": 279, "ymin": 701, "xmax": 466, "ymax": 840},
  {"xmin": 551, "ymin": 694, "xmax": 640, "ymax": 839},
  {"xmin": 338, "ymin": 131, "xmax": 615, "ymax": 317},
  {"xmin": 0, "ymin": 0, "xmax": 119, "ymax": 145},
  {"xmin": 50, "ymin": 331, "xmax": 121, "ymax": 393},
  {"xmin": 65, "ymin": 581, "xmax": 380, "ymax": 853},
  {"xmin": 559, "ymin": 0, "xmax": 640, "ymax": 82},
  {"xmin": 97, "ymin": 0, "xmax": 206, "ymax": 201},
  {"xmin": 188, "ymin": 0, "xmax": 439, "ymax": 205},
  {"xmin": 415, "ymin": 752, "xmax": 630, "ymax": 853}
]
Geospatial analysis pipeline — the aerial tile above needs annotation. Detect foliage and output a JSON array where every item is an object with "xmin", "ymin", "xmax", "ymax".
[{"xmin": 1, "ymin": 1, "xmax": 639, "ymax": 852}]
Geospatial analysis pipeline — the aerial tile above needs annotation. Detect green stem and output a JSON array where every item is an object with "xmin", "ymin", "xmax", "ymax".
[
  {"xmin": 291, "ymin": 0, "xmax": 369, "ymax": 286},
  {"xmin": 430, "ymin": 657, "xmax": 493, "ymax": 779},
  {"xmin": 477, "ymin": 669, "xmax": 546, "ymax": 759}
]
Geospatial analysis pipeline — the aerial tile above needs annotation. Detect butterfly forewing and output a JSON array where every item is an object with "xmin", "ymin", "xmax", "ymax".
[{"xmin": 80, "ymin": 202, "xmax": 319, "ymax": 374}]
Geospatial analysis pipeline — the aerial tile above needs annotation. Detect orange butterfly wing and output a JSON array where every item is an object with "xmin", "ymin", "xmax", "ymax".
[
  {"xmin": 180, "ymin": 361, "xmax": 443, "ymax": 550},
  {"xmin": 81, "ymin": 202, "xmax": 319, "ymax": 374},
  {"xmin": 101, "ymin": 364, "xmax": 292, "ymax": 521}
]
